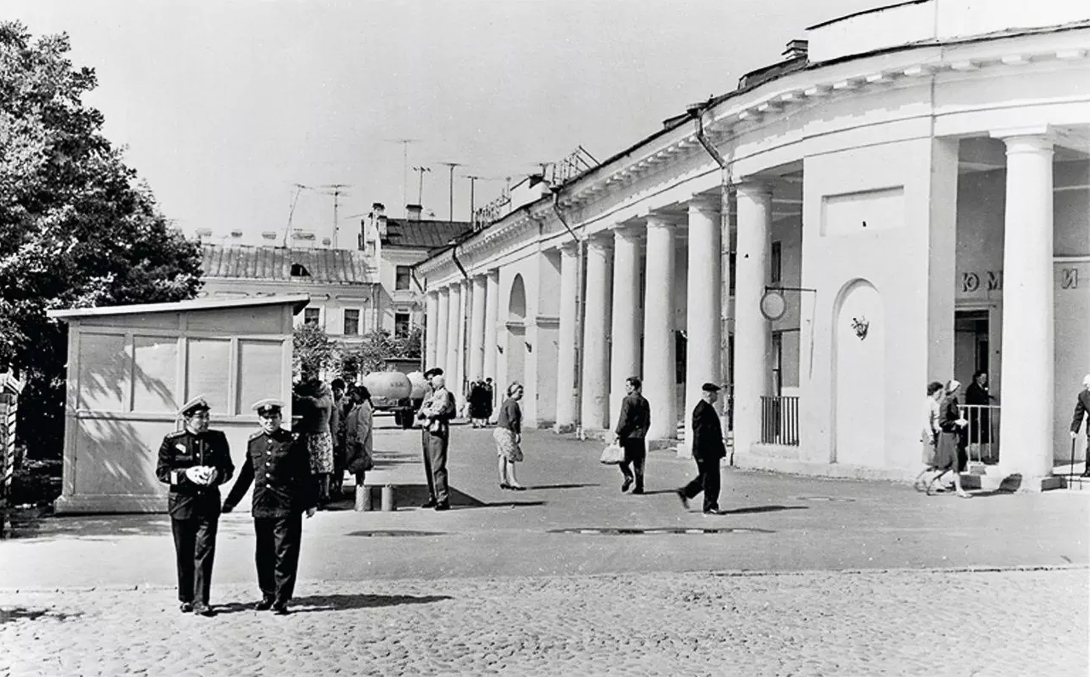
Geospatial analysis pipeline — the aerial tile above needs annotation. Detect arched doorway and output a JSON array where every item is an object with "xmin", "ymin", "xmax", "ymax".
[
  {"xmin": 833, "ymin": 279, "xmax": 885, "ymax": 467},
  {"xmin": 506, "ymin": 275, "xmax": 527, "ymax": 392}
]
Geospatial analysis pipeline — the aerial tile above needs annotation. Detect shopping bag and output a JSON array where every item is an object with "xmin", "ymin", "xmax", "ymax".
[{"xmin": 599, "ymin": 442, "xmax": 625, "ymax": 465}]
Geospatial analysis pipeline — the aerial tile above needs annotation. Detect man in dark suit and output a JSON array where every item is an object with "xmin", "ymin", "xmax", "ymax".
[
  {"xmin": 677, "ymin": 383, "xmax": 727, "ymax": 515},
  {"xmin": 614, "ymin": 376, "xmax": 651, "ymax": 494},
  {"xmin": 222, "ymin": 399, "xmax": 318, "ymax": 615},
  {"xmin": 416, "ymin": 368, "xmax": 457, "ymax": 510},
  {"xmin": 1070, "ymin": 374, "xmax": 1090, "ymax": 478},
  {"xmin": 155, "ymin": 396, "xmax": 235, "ymax": 616}
]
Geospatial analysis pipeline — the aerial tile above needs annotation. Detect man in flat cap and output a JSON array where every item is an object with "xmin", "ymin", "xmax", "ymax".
[
  {"xmin": 156, "ymin": 396, "xmax": 235, "ymax": 616},
  {"xmin": 677, "ymin": 383, "xmax": 727, "ymax": 515},
  {"xmin": 416, "ymin": 368, "xmax": 456, "ymax": 510},
  {"xmin": 222, "ymin": 399, "xmax": 317, "ymax": 615}
]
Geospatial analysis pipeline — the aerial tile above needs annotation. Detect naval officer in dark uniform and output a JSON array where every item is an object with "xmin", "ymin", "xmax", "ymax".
[
  {"xmin": 155, "ymin": 396, "xmax": 235, "ymax": 616},
  {"xmin": 222, "ymin": 399, "xmax": 317, "ymax": 615}
]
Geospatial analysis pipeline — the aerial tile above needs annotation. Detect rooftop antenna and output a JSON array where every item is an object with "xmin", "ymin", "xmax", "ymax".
[
  {"xmin": 412, "ymin": 166, "xmax": 431, "ymax": 206},
  {"xmin": 283, "ymin": 183, "xmax": 310, "ymax": 247},
  {"xmin": 464, "ymin": 175, "xmax": 506, "ymax": 229},
  {"xmin": 319, "ymin": 184, "xmax": 351, "ymax": 249},
  {"xmin": 387, "ymin": 139, "xmax": 421, "ymax": 217},
  {"xmin": 439, "ymin": 161, "xmax": 462, "ymax": 223}
]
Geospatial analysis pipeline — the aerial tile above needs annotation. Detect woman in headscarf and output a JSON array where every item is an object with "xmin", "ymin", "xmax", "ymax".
[
  {"xmin": 344, "ymin": 385, "xmax": 375, "ymax": 510},
  {"xmin": 493, "ymin": 382, "xmax": 526, "ymax": 490},
  {"xmin": 293, "ymin": 368, "xmax": 335, "ymax": 506},
  {"xmin": 927, "ymin": 379, "xmax": 972, "ymax": 498}
]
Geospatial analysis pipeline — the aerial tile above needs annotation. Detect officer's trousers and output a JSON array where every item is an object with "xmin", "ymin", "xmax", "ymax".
[
  {"xmin": 171, "ymin": 516, "xmax": 218, "ymax": 605},
  {"xmin": 254, "ymin": 514, "xmax": 303, "ymax": 604}
]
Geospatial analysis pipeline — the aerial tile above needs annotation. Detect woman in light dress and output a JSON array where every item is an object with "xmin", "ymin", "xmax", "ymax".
[
  {"xmin": 914, "ymin": 381, "xmax": 944, "ymax": 492},
  {"xmin": 493, "ymin": 382, "xmax": 526, "ymax": 491}
]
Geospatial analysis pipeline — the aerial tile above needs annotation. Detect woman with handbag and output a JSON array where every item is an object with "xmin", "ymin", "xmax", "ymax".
[
  {"xmin": 493, "ymin": 382, "xmax": 526, "ymax": 490},
  {"xmin": 928, "ymin": 379, "xmax": 972, "ymax": 498},
  {"xmin": 344, "ymin": 385, "xmax": 375, "ymax": 509}
]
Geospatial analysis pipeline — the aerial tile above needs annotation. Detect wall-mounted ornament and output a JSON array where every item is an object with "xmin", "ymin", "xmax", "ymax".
[{"xmin": 851, "ymin": 316, "xmax": 869, "ymax": 340}]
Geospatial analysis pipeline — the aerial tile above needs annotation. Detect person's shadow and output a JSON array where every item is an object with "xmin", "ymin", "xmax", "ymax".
[{"xmin": 214, "ymin": 593, "xmax": 452, "ymax": 615}]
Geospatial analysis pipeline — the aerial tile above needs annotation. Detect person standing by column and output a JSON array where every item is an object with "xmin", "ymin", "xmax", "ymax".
[
  {"xmin": 1070, "ymin": 374, "xmax": 1090, "ymax": 478},
  {"xmin": 155, "ymin": 396, "xmax": 235, "ymax": 616},
  {"xmin": 613, "ymin": 376, "xmax": 651, "ymax": 494},
  {"xmin": 677, "ymin": 383, "xmax": 726, "ymax": 515},
  {"xmin": 329, "ymin": 378, "xmax": 348, "ymax": 500},
  {"xmin": 417, "ymin": 368, "xmax": 456, "ymax": 510},
  {"xmin": 494, "ymin": 382, "xmax": 526, "ymax": 490},
  {"xmin": 222, "ymin": 399, "xmax": 317, "ymax": 615}
]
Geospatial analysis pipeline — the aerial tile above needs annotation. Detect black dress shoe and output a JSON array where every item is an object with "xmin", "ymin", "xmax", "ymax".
[
  {"xmin": 433, "ymin": 502, "xmax": 450, "ymax": 511},
  {"xmin": 179, "ymin": 602, "xmax": 193, "ymax": 613},
  {"xmin": 676, "ymin": 489, "xmax": 690, "ymax": 509},
  {"xmin": 621, "ymin": 476, "xmax": 633, "ymax": 493},
  {"xmin": 631, "ymin": 487, "xmax": 644, "ymax": 495},
  {"xmin": 254, "ymin": 597, "xmax": 275, "ymax": 611},
  {"xmin": 192, "ymin": 603, "xmax": 216, "ymax": 617},
  {"xmin": 499, "ymin": 483, "xmax": 512, "ymax": 490},
  {"xmin": 272, "ymin": 603, "xmax": 290, "ymax": 616},
  {"xmin": 421, "ymin": 499, "xmax": 438, "ymax": 509}
]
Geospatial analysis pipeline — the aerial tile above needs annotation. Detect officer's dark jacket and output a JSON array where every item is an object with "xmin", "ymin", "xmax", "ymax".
[
  {"xmin": 156, "ymin": 429, "xmax": 235, "ymax": 519},
  {"xmin": 691, "ymin": 399, "xmax": 726, "ymax": 461},
  {"xmin": 222, "ymin": 428, "xmax": 317, "ymax": 518}
]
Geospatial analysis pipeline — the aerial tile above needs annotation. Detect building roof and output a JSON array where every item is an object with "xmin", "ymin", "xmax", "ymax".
[
  {"xmin": 382, "ymin": 219, "xmax": 472, "ymax": 250},
  {"xmin": 48, "ymin": 295, "xmax": 311, "ymax": 320},
  {"xmin": 200, "ymin": 244, "xmax": 374, "ymax": 284}
]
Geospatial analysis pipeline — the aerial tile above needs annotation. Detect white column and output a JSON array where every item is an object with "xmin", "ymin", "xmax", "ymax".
[
  {"xmin": 733, "ymin": 181, "xmax": 773, "ymax": 455},
  {"xmin": 435, "ymin": 287, "xmax": 450, "ymax": 372},
  {"xmin": 469, "ymin": 275, "xmax": 487, "ymax": 382},
  {"xmin": 556, "ymin": 243, "xmax": 580, "ymax": 431},
  {"xmin": 454, "ymin": 279, "xmax": 469, "ymax": 407},
  {"xmin": 484, "ymin": 269, "xmax": 500, "ymax": 416},
  {"xmin": 445, "ymin": 282, "xmax": 461, "ymax": 389},
  {"xmin": 684, "ymin": 195, "xmax": 723, "ymax": 454},
  {"xmin": 992, "ymin": 130, "xmax": 1056, "ymax": 481},
  {"xmin": 581, "ymin": 236, "xmax": 612, "ymax": 431},
  {"xmin": 610, "ymin": 226, "xmax": 643, "ymax": 427},
  {"xmin": 425, "ymin": 291, "xmax": 439, "ymax": 370},
  {"xmin": 642, "ymin": 215, "xmax": 678, "ymax": 441}
]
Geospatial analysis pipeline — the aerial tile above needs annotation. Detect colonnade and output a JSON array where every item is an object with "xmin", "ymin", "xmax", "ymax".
[{"xmin": 423, "ymin": 187, "xmax": 777, "ymax": 453}]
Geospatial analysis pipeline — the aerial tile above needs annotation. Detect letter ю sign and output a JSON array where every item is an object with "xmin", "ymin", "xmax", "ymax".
[{"xmin": 960, "ymin": 271, "xmax": 1002, "ymax": 293}]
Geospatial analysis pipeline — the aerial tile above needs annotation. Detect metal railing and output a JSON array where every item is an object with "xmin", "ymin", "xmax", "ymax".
[
  {"xmin": 958, "ymin": 404, "xmax": 1001, "ymax": 465},
  {"xmin": 761, "ymin": 395, "xmax": 799, "ymax": 446}
]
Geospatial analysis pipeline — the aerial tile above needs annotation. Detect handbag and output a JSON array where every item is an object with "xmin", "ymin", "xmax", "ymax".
[{"xmin": 599, "ymin": 442, "xmax": 625, "ymax": 465}]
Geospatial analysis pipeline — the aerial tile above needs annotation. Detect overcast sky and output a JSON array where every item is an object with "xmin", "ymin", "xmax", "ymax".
[{"xmin": 9, "ymin": 0, "xmax": 877, "ymax": 246}]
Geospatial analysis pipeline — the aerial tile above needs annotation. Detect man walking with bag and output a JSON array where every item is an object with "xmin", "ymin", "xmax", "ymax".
[
  {"xmin": 613, "ymin": 376, "xmax": 650, "ymax": 494},
  {"xmin": 677, "ymin": 383, "xmax": 727, "ymax": 515}
]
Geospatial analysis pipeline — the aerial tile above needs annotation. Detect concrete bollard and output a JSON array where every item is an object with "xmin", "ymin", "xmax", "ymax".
[
  {"xmin": 380, "ymin": 484, "xmax": 396, "ymax": 512},
  {"xmin": 354, "ymin": 483, "xmax": 371, "ymax": 512}
]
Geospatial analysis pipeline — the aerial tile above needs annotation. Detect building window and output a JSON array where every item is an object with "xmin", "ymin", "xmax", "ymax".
[
  {"xmin": 395, "ymin": 266, "xmax": 412, "ymax": 291},
  {"xmin": 344, "ymin": 309, "xmax": 360, "ymax": 336},
  {"xmin": 770, "ymin": 241, "xmax": 782, "ymax": 285},
  {"xmin": 291, "ymin": 263, "xmax": 310, "ymax": 277},
  {"xmin": 728, "ymin": 250, "xmax": 737, "ymax": 296},
  {"xmin": 303, "ymin": 308, "xmax": 320, "ymax": 326},
  {"xmin": 394, "ymin": 313, "xmax": 410, "ymax": 337}
]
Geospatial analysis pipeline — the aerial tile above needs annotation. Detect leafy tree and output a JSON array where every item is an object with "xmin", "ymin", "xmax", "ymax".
[
  {"xmin": 337, "ymin": 326, "xmax": 423, "ymax": 382},
  {"xmin": 1, "ymin": 23, "xmax": 203, "ymax": 457},
  {"xmin": 293, "ymin": 323, "xmax": 338, "ymax": 379}
]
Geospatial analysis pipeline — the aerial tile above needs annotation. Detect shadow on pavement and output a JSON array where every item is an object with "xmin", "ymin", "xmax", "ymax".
[
  {"xmin": 288, "ymin": 593, "xmax": 453, "ymax": 613},
  {"xmin": 0, "ymin": 607, "xmax": 83, "ymax": 624},
  {"xmin": 6, "ymin": 507, "xmax": 252, "ymax": 542},
  {"xmin": 526, "ymin": 483, "xmax": 599, "ymax": 490},
  {"xmin": 719, "ymin": 505, "xmax": 810, "ymax": 515}
]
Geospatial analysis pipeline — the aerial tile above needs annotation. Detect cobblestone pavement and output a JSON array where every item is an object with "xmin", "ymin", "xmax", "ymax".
[{"xmin": 1, "ymin": 567, "xmax": 1086, "ymax": 677}]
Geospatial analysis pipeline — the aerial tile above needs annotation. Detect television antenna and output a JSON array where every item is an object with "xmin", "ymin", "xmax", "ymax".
[
  {"xmin": 386, "ymin": 138, "xmax": 421, "ymax": 217},
  {"xmin": 412, "ymin": 166, "xmax": 431, "ymax": 206},
  {"xmin": 283, "ymin": 183, "xmax": 310, "ymax": 247},
  {"xmin": 318, "ymin": 184, "xmax": 351, "ymax": 249},
  {"xmin": 438, "ymin": 161, "xmax": 462, "ymax": 223}
]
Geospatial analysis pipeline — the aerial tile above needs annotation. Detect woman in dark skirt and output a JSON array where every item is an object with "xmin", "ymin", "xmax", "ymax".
[{"xmin": 927, "ymin": 379, "xmax": 972, "ymax": 498}]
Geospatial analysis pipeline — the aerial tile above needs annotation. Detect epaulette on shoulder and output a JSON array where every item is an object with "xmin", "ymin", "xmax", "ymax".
[
  {"xmin": 165, "ymin": 430, "xmax": 186, "ymax": 439},
  {"xmin": 248, "ymin": 430, "xmax": 264, "ymax": 441}
]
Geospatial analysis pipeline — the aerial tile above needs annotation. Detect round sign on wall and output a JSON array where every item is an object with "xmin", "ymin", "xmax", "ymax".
[{"xmin": 760, "ymin": 290, "xmax": 787, "ymax": 321}]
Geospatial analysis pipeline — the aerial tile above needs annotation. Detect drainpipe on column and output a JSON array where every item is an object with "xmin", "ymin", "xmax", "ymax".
[
  {"xmin": 410, "ymin": 268, "xmax": 426, "ymax": 371},
  {"xmin": 690, "ymin": 103, "xmax": 735, "ymax": 454},
  {"xmin": 447, "ymin": 243, "xmax": 472, "ymax": 405},
  {"xmin": 551, "ymin": 189, "xmax": 586, "ymax": 438}
]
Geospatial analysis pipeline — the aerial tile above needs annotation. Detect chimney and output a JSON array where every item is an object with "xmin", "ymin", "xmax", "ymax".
[
  {"xmin": 406, "ymin": 204, "xmax": 422, "ymax": 221},
  {"xmin": 782, "ymin": 39, "xmax": 808, "ymax": 61},
  {"xmin": 378, "ymin": 214, "xmax": 388, "ymax": 238},
  {"xmin": 195, "ymin": 228, "xmax": 213, "ymax": 241},
  {"xmin": 230, "ymin": 229, "xmax": 244, "ymax": 240}
]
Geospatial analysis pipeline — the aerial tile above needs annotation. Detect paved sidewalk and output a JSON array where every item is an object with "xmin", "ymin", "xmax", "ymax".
[{"xmin": 1, "ymin": 567, "xmax": 1086, "ymax": 676}]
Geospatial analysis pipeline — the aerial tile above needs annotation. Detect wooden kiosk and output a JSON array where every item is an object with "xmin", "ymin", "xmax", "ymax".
[{"xmin": 47, "ymin": 295, "xmax": 308, "ymax": 513}]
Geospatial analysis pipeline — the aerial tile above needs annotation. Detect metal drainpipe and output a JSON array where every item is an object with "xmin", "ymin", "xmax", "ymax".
[
  {"xmin": 410, "ymin": 268, "xmax": 426, "ymax": 371},
  {"xmin": 551, "ymin": 190, "xmax": 585, "ymax": 438},
  {"xmin": 690, "ymin": 105, "xmax": 734, "ymax": 444},
  {"xmin": 448, "ymin": 245, "xmax": 472, "ymax": 404}
]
